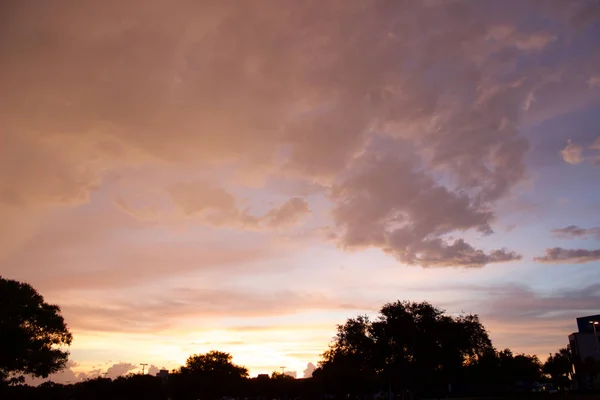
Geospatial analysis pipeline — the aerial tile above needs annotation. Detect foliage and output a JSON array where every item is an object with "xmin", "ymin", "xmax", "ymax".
[
  {"xmin": 543, "ymin": 347, "xmax": 573, "ymax": 389},
  {"xmin": 0, "ymin": 296, "xmax": 580, "ymax": 398},
  {"xmin": 317, "ymin": 301, "xmax": 494, "ymax": 396},
  {"xmin": 270, "ymin": 371, "xmax": 295, "ymax": 380},
  {"xmin": 171, "ymin": 350, "xmax": 248, "ymax": 399},
  {"xmin": 181, "ymin": 350, "xmax": 248, "ymax": 378},
  {"xmin": 0, "ymin": 277, "xmax": 73, "ymax": 382}
]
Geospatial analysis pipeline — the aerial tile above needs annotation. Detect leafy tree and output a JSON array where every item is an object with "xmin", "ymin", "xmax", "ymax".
[
  {"xmin": 182, "ymin": 350, "xmax": 248, "ymax": 378},
  {"xmin": 172, "ymin": 350, "xmax": 248, "ymax": 399},
  {"xmin": 0, "ymin": 277, "xmax": 73, "ymax": 383},
  {"xmin": 498, "ymin": 349, "xmax": 542, "ymax": 385},
  {"xmin": 543, "ymin": 348, "xmax": 573, "ymax": 389},
  {"xmin": 371, "ymin": 301, "xmax": 492, "ymax": 396},
  {"xmin": 319, "ymin": 301, "xmax": 493, "ymax": 397},
  {"xmin": 270, "ymin": 371, "xmax": 295, "ymax": 380},
  {"xmin": 318, "ymin": 315, "xmax": 378, "ymax": 396}
]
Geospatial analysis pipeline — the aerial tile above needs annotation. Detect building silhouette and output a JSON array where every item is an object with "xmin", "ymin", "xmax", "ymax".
[{"xmin": 569, "ymin": 314, "xmax": 600, "ymax": 390}]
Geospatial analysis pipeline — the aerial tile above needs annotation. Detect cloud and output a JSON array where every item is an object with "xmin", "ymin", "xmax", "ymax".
[
  {"xmin": 114, "ymin": 197, "xmax": 162, "ymax": 221},
  {"xmin": 560, "ymin": 139, "xmax": 584, "ymax": 164},
  {"xmin": 105, "ymin": 363, "xmax": 138, "ymax": 379},
  {"xmin": 533, "ymin": 247, "xmax": 600, "ymax": 264},
  {"xmin": 24, "ymin": 360, "xmax": 81, "ymax": 385},
  {"xmin": 486, "ymin": 25, "xmax": 556, "ymax": 51},
  {"xmin": 124, "ymin": 181, "xmax": 314, "ymax": 229},
  {"xmin": 148, "ymin": 365, "xmax": 162, "ymax": 376},
  {"xmin": 1, "ymin": 206, "xmax": 287, "ymax": 292},
  {"xmin": 303, "ymin": 362, "xmax": 316, "ymax": 378},
  {"xmin": 284, "ymin": 371, "xmax": 297, "ymax": 378},
  {"xmin": 59, "ymin": 287, "xmax": 372, "ymax": 333},
  {"xmin": 468, "ymin": 282, "xmax": 600, "ymax": 353},
  {"xmin": 330, "ymin": 150, "xmax": 521, "ymax": 267},
  {"xmin": 464, "ymin": 282, "xmax": 600, "ymax": 321},
  {"xmin": 262, "ymin": 197, "xmax": 311, "ymax": 228},
  {"xmin": 1, "ymin": 0, "xmax": 594, "ymax": 272},
  {"xmin": 588, "ymin": 76, "xmax": 600, "ymax": 88},
  {"xmin": 168, "ymin": 181, "xmax": 238, "ymax": 218},
  {"xmin": 589, "ymin": 137, "xmax": 600, "ymax": 166},
  {"xmin": 23, "ymin": 361, "xmax": 144, "ymax": 385},
  {"xmin": 551, "ymin": 225, "xmax": 600, "ymax": 239},
  {"xmin": 0, "ymin": 1, "xmax": 579, "ymax": 204},
  {"xmin": 2, "ymin": 0, "xmax": 600, "ymax": 371}
]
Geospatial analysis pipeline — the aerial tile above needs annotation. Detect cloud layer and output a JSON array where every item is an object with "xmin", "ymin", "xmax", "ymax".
[
  {"xmin": 5, "ymin": 0, "xmax": 597, "ymax": 268},
  {"xmin": 2, "ymin": 0, "xmax": 600, "ymax": 379}
]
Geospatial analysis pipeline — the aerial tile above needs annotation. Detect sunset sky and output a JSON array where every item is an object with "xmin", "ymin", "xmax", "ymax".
[{"xmin": 2, "ymin": 0, "xmax": 600, "ymax": 382}]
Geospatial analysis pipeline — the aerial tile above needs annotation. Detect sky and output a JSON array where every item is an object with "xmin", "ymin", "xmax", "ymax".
[{"xmin": 1, "ymin": 0, "xmax": 600, "ymax": 382}]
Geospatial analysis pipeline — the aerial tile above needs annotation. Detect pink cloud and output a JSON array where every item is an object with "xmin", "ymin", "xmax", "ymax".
[
  {"xmin": 560, "ymin": 139, "xmax": 584, "ymax": 164},
  {"xmin": 262, "ymin": 197, "xmax": 311, "ymax": 228},
  {"xmin": 330, "ymin": 151, "xmax": 520, "ymax": 267}
]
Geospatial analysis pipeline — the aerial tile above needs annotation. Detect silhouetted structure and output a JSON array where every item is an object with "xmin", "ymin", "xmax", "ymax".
[
  {"xmin": 156, "ymin": 369, "xmax": 169, "ymax": 382},
  {"xmin": 576, "ymin": 315, "xmax": 600, "ymax": 333},
  {"xmin": 569, "ymin": 314, "xmax": 600, "ymax": 390}
]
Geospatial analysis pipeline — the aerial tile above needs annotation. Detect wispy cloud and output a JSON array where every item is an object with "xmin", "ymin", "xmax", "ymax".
[
  {"xmin": 534, "ymin": 247, "xmax": 600, "ymax": 264},
  {"xmin": 552, "ymin": 225, "xmax": 600, "ymax": 239}
]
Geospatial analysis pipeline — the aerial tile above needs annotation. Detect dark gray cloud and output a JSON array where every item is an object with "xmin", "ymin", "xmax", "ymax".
[{"xmin": 534, "ymin": 247, "xmax": 600, "ymax": 264}]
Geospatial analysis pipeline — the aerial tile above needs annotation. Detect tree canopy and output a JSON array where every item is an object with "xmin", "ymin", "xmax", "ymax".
[
  {"xmin": 0, "ymin": 277, "xmax": 72, "ymax": 383},
  {"xmin": 0, "ymin": 295, "xmax": 578, "ymax": 398},
  {"xmin": 172, "ymin": 350, "xmax": 248, "ymax": 399},
  {"xmin": 181, "ymin": 350, "xmax": 248, "ymax": 379},
  {"xmin": 543, "ymin": 347, "xmax": 573, "ymax": 389},
  {"xmin": 317, "ymin": 301, "xmax": 494, "ymax": 396}
]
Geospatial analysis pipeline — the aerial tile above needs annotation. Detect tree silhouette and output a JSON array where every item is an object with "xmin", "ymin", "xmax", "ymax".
[
  {"xmin": 0, "ymin": 277, "xmax": 72, "ymax": 383},
  {"xmin": 480, "ymin": 348, "xmax": 541, "ymax": 390},
  {"xmin": 182, "ymin": 350, "xmax": 248, "ymax": 379},
  {"xmin": 543, "ymin": 348, "xmax": 573, "ymax": 390},
  {"xmin": 317, "ymin": 315, "xmax": 378, "ymax": 396},
  {"xmin": 372, "ymin": 301, "xmax": 493, "ymax": 396},
  {"xmin": 172, "ymin": 350, "xmax": 248, "ymax": 399},
  {"xmin": 318, "ymin": 301, "xmax": 494, "ymax": 397}
]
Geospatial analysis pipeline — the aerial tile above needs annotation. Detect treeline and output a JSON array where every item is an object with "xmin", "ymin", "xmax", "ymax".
[
  {"xmin": 0, "ymin": 294, "xmax": 589, "ymax": 400},
  {"xmin": 313, "ymin": 301, "xmax": 574, "ymax": 397}
]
